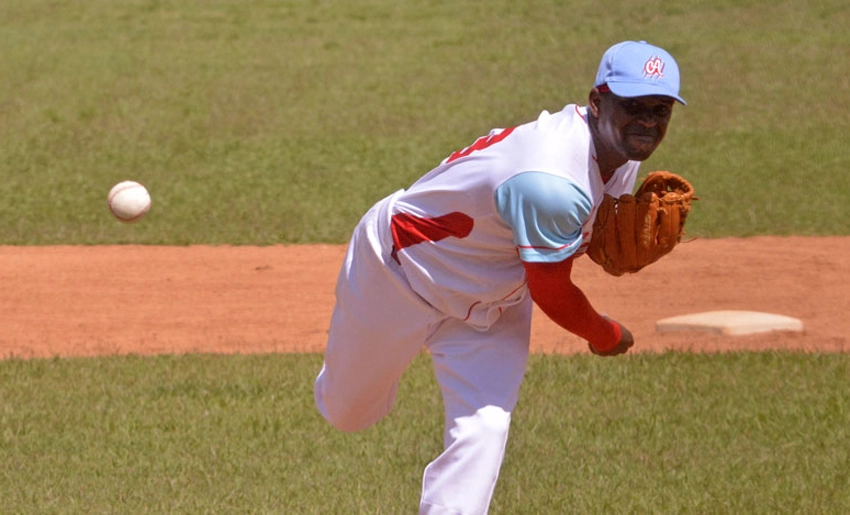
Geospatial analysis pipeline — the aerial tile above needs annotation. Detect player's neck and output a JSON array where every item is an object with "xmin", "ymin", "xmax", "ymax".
[
  {"xmin": 594, "ymin": 148, "xmax": 626, "ymax": 182},
  {"xmin": 588, "ymin": 114, "xmax": 627, "ymax": 180}
]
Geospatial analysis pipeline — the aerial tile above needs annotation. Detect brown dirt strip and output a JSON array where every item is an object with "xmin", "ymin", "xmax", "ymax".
[{"xmin": 1, "ymin": 237, "xmax": 848, "ymax": 359}]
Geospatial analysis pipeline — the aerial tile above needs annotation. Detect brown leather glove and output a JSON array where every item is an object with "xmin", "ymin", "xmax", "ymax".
[{"xmin": 587, "ymin": 171, "xmax": 695, "ymax": 276}]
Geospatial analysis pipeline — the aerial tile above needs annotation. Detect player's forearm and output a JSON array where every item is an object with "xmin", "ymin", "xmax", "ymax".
[
  {"xmin": 523, "ymin": 258, "xmax": 620, "ymax": 350},
  {"xmin": 535, "ymin": 282, "xmax": 621, "ymax": 350}
]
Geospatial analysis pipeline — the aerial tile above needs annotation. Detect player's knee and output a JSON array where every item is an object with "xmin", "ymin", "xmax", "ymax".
[
  {"xmin": 449, "ymin": 405, "xmax": 512, "ymax": 451},
  {"xmin": 470, "ymin": 405, "xmax": 512, "ymax": 441},
  {"xmin": 321, "ymin": 405, "xmax": 375, "ymax": 433},
  {"xmin": 314, "ymin": 382, "xmax": 380, "ymax": 433}
]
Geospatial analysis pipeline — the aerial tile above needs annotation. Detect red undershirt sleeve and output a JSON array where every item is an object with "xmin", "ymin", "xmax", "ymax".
[{"xmin": 523, "ymin": 257, "xmax": 621, "ymax": 352}]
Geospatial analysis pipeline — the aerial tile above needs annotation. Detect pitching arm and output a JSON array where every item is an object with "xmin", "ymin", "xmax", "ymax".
[
  {"xmin": 495, "ymin": 172, "xmax": 634, "ymax": 356},
  {"xmin": 524, "ymin": 257, "xmax": 633, "ymax": 356}
]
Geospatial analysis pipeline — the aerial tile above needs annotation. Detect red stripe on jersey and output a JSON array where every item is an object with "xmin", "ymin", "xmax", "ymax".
[
  {"xmin": 391, "ymin": 212, "xmax": 474, "ymax": 251},
  {"xmin": 516, "ymin": 243, "xmax": 573, "ymax": 252},
  {"xmin": 446, "ymin": 127, "xmax": 517, "ymax": 164},
  {"xmin": 575, "ymin": 104, "xmax": 588, "ymax": 123}
]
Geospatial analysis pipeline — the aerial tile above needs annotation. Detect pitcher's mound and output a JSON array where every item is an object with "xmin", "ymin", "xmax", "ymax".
[{"xmin": 656, "ymin": 310, "xmax": 804, "ymax": 336}]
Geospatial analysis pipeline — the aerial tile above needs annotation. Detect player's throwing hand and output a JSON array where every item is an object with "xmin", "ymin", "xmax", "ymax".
[{"xmin": 588, "ymin": 319, "xmax": 634, "ymax": 357}]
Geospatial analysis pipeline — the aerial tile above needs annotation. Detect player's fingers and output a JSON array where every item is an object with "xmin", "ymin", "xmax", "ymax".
[
  {"xmin": 616, "ymin": 195, "xmax": 637, "ymax": 272},
  {"xmin": 635, "ymin": 192, "xmax": 657, "ymax": 266},
  {"xmin": 600, "ymin": 195, "xmax": 621, "ymax": 275},
  {"xmin": 662, "ymin": 194, "xmax": 681, "ymax": 251}
]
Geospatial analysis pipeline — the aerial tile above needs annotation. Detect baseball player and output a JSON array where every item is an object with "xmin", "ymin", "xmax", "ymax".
[{"xmin": 314, "ymin": 40, "xmax": 686, "ymax": 514}]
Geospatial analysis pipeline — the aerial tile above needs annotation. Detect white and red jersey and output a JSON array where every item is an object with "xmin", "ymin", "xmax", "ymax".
[{"xmin": 388, "ymin": 104, "xmax": 639, "ymax": 329}]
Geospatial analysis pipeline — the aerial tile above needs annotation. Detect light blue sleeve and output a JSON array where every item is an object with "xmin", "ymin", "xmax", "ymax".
[{"xmin": 494, "ymin": 171, "xmax": 592, "ymax": 263}]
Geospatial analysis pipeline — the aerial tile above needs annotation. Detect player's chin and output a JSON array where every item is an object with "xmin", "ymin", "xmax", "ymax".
[
  {"xmin": 625, "ymin": 146, "xmax": 657, "ymax": 161},
  {"xmin": 624, "ymin": 138, "xmax": 660, "ymax": 161}
]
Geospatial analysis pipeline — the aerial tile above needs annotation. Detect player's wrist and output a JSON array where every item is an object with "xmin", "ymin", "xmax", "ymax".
[{"xmin": 588, "ymin": 318, "xmax": 621, "ymax": 353}]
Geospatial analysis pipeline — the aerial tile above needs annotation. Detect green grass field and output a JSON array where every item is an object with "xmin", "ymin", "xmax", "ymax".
[
  {"xmin": 2, "ymin": 353, "xmax": 849, "ymax": 513},
  {"xmin": 2, "ymin": 0, "xmax": 850, "ymax": 512}
]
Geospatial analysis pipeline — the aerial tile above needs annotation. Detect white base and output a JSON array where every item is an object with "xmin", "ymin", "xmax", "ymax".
[{"xmin": 656, "ymin": 310, "xmax": 804, "ymax": 336}]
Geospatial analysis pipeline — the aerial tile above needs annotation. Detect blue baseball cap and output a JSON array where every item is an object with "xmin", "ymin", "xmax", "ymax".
[{"xmin": 594, "ymin": 41, "xmax": 686, "ymax": 105}]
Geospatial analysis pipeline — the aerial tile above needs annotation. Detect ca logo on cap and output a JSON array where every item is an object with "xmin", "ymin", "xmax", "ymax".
[{"xmin": 643, "ymin": 56, "xmax": 665, "ymax": 79}]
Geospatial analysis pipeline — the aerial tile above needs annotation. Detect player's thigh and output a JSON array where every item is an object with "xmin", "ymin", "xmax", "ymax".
[
  {"xmin": 324, "ymin": 285, "xmax": 437, "ymax": 384},
  {"xmin": 427, "ymin": 296, "xmax": 533, "ymax": 419},
  {"xmin": 328, "ymin": 221, "xmax": 439, "ymax": 361},
  {"xmin": 320, "ymin": 231, "xmax": 440, "ymax": 410}
]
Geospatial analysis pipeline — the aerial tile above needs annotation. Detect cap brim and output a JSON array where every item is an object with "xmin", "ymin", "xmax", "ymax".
[{"xmin": 607, "ymin": 82, "xmax": 687, "ymax": 105}]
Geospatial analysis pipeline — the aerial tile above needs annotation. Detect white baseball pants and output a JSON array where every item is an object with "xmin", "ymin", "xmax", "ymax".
[{"xmin": 315, "ymin": 192, "xmax": 532, "ymax": 514}]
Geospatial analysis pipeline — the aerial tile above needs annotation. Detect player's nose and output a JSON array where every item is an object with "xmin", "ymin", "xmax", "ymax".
[{"xmin": 635, "ymin": 112, "xmax": 661, "ymax": 127}]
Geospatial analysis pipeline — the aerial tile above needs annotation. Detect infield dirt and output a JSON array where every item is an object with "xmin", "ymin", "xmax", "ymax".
[{"xmin": 2, "ymin": 237, "xmax": 848, "ymax": 359}]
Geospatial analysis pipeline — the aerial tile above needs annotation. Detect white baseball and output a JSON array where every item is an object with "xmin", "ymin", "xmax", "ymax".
[{"xmin": 107, "ymin": 181, "xmax": 151, "ymax": 223}]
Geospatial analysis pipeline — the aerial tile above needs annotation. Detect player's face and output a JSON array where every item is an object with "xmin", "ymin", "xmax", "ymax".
[{"xmin": 592, "ymin": 91, "xmax": 675, "ymax": 162}]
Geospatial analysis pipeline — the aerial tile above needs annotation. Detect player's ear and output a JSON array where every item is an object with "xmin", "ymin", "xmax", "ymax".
[{"xmin": 588, "ymin": 88, "xmax": 602, "ymax": 118}]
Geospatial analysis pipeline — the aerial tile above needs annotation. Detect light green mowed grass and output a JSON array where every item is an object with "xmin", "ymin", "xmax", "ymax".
[
  {"xmin": 0, "ymin": 0, "xmax": 848, "ymax": 243},
  {"xmin": 1, "ymin": 0, "xmax": 850, "ymax": 513}
]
